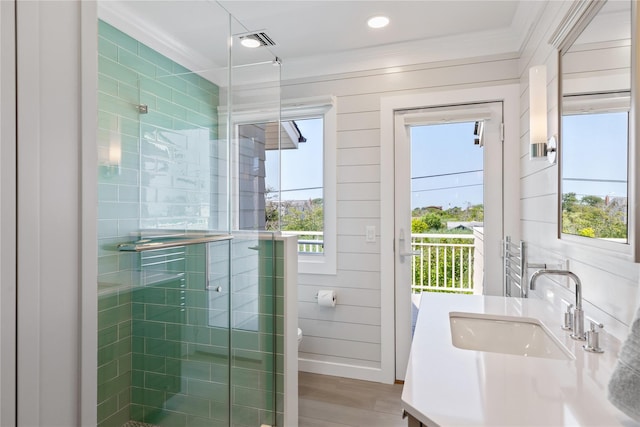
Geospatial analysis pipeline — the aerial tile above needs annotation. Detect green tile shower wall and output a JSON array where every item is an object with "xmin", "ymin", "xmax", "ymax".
[
  {"xmin": 98, "ymin": 287, "xmax": 133, "ymax": 427},
  {"xmin": 128, "ymin": 239, "xmax": 284, "ymax": 427},
  {"xmin": 97, "ymin": 19, "xmax": 221, "ymax": 427},
  {"xmin": 229, "ymin": 238, "xmax": 285, "ymax": 427},
  {"xmin": 130, "ymin": 243, "xmax": 230, "ymax": 426},
  {"xmin": 97, "ymin": 18, "xmax": 221, "ymax": 277}
]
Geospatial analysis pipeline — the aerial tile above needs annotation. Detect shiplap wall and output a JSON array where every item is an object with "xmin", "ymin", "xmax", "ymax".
[
  {"xmin": 285, "ymin": 1, "xmax": 640, "ymax": 379},
  {"xmin": 281, "ymin": 54, "xmax": 520, "ymax": 379},
  {"xmin": 519, "ymin": 1, "xmax": 639, "ymax": 341}
]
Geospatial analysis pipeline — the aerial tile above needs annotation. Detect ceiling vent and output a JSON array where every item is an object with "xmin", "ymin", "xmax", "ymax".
[{"xmin": 239, "ymin": 32, "xmax": 276, "ymax": 47}]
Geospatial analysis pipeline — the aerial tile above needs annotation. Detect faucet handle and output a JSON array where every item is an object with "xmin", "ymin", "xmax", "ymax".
[
  {"xmin": 583, "ymin": 316, "xmax": 604, "ymax": 353},
  {"xmin": 561, "ymin": 299, "xmax": 574, "ymax": 331}
]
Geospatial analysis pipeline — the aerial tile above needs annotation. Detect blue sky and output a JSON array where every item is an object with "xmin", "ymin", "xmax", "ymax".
[
  {"xmin": 265, "ymin": 118, "xmax": 484, "ymax": 209},
  {"xmin": 410, "ymin": 122, "xmax": 484, "ymax": 210},
  {"xmin": 562, "ymin": 112, "xmax": 628, "ymax": 199},
  {"xmin": 265, "ymin": 118, "xmax": 323, "ymax": 201},
  {"xmin": 263, "ymin": 112, "xmax": 627, "ymax": 210}
]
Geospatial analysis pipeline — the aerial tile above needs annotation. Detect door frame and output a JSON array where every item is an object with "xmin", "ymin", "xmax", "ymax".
[
  {"xmin": 379, "ymin": 84, "xmax": 521, "ymax": 383},
  {"xmin": 393, "ymin": 101, "xmax": 504, "ymax": 381}
]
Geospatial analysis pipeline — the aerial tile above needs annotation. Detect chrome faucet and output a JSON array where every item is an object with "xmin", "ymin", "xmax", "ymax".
[{"xmin": 530, "ymin": 269, "xmax": 585, "ymax": 341}]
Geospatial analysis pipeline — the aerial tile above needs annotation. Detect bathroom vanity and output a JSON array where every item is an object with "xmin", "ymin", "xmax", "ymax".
[{"xmin": 402, "ymin": 294, "xmax": 634, "ymax": 426}]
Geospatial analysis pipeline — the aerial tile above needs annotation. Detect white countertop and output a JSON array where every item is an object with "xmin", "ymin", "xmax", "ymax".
[{"xmin": 402, "ymin": 294, "xmax": 638, "ymax": 426}]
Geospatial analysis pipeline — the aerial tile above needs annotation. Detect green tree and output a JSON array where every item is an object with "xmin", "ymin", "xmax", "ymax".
[
  {"xmin": 562, "ymin": 193, "xmax": 627, "ymax": 239},
  {"xmin": 411, "ymin": 217, "xmax": 429, "ymax": 233},
  {"xmin": 581, "ymin": 195, "xmax": 603, "ymax": 207},
  {"xmin": 282, "ymin": 200, "xmax": 323, "ymax": 232},
  {"xmin": 423, "ymin": 212, "xmax": 444, "ymax": 230},
  {"xmin": 265, "ymin": 186, "xmax": 279, "ymax": 231},
  {"xmin": 466, "ymin": 204, "xmax": 484, "ymax": 221},
  {"xmin": 562, "ymin": 192, "xmax": 578, "ymax": 213},
  {"xmin": 578, "ymin": 227, "xmax": 596, "ymax": 238}
]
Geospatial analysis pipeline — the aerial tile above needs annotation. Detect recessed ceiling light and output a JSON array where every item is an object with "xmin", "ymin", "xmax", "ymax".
[
  {"xmin": 240, "ymin": 36, "xmax": 261, "ymax": 48},
  {"xmin": 367, "ymin": 16, "xmax": 389, "ymax": 29}
]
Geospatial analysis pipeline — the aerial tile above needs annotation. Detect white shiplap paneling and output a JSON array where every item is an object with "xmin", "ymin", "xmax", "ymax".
[
  {"xmin": 518, "ymin": 0, "xmax": 640, "ymax": 342},
  {"xmin": 336, "ymin": 164, "xmax": 380, "ymax": 184},
  {"xmin": 298, "ymin": 269, "xmax": 380, "ymax": 290},
  {"xmin": 336, "ymin": 201, "xmax": 380, "ymax": 218},
  {"xmin": 336, "ymin": 128, "xmax": 380, "ymax": 149},
  {"xmin": 285, "ymin": 53, "xmax": 521, "ymax": 381},
  {"xmin": 298, "ymin": 318, "xmax": 380, "ymax": 344},
  {"xmin": 337, "ymin": 147, "xmax": 380, "ymax": 167},
  {"xmin": 337, "ymin": 182, "xmax": 380, "ymax": 201}
]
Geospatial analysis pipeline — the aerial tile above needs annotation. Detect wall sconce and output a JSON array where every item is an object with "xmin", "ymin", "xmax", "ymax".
[
  {"xmin": 529, "ymin": 65, "xmax": 557, "ymax": 164},
  {"xmin": 108, "ymin": 138, "xmax": 121, "ymax": 175},
  {"xmin": 100, "ymin": 131, "xmax": 121, "ymax": 177}
]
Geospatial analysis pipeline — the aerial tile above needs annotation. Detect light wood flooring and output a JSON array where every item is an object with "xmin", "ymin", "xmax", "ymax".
[{"xmin": 298, "ymin": 372, "xmax": 406, "ymax": 427}]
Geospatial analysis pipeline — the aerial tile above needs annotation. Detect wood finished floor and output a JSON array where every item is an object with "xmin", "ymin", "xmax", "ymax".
[{"xmin": 298, "ymin": 372, "xmax": 406, "ymax": 427}]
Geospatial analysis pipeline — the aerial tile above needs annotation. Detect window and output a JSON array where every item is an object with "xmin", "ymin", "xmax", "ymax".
[
  {"xmin": 561, "ymin": 92, "xmax": 630, "ymax": 243},
  {"xmin": 234, "ymin": 97, "xmax": 337, "ymax": 275}
]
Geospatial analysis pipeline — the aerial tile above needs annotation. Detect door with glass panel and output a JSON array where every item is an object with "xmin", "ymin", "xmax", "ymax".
[{"xmin": 393, "ymin": 102, "xmax": 504, "ymax": 380}]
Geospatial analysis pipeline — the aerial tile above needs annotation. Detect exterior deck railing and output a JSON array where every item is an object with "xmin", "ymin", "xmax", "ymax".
[
  {"xmin": 282, "ymin": 231, "xmax": 324, "ymax": 254},
  {"xmin": 410, "ymin": 233, "xmax": 476, "ymax": 294},
  {"xmin": 285, "ymin": 231, "xmax": 477, "ymax": 293}
]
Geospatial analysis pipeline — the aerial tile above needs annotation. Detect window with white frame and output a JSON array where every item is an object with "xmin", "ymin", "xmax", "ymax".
[{"xmin": 235, "ymin": 97, "xmax": 336, "ymax": 275}]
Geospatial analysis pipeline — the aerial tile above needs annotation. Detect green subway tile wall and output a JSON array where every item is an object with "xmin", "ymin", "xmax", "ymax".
[
  {"xmin": 128, "ymin": 238, "xmax": 282, "ymax": 427},
  {"xmin": 229, "ymin": 237, "xmax": 283, "ymax": 427},
  {"xmin": 98, "ymin": 237, "xmax": 283, "ymax": 427},
  {"xmin": 98, "ymin": 286, "xmax": 133, "ymax": 427},
  {"xmin": 97, "ymin": 19, "xmax": 222, "ymax": 426}
]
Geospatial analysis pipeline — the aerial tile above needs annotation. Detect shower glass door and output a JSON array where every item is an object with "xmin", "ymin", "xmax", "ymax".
[
  {"xmin": 228, "ymin": 14, "xmax": 283, "ymax": 426},
  {"xmin": 96, "ymin": 2, "xmax": 283, "ymax": 426}
]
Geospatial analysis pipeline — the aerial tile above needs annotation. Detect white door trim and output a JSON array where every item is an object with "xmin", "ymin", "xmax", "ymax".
[
  {"xmin": 379, "ymin": 84, "xmax": 521, "ymax": 383},
  {"xmin": 17, "ymin": 1, "xmax": 91, "ymax": 424},
  {"xmin": 81, "ymin": 1, "xmax": 99, "ymax": 425}
]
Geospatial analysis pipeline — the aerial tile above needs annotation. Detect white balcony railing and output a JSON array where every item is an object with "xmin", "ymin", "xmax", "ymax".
[
  {"xmin": 286, "ymin": 231, "xmax": 477, "ymax": 293},
  {"xmin": 282, "ymin": 231, "xmax": 324, "ymax": 254},
  {"xmin": 410, "ymin": 233, "xmax": 476, "ymax": 294}
]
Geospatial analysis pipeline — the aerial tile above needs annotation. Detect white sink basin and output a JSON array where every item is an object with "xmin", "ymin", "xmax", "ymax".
[{"xmin": 449, "ymin": 312, "xmax": 573, "ymax": 360}]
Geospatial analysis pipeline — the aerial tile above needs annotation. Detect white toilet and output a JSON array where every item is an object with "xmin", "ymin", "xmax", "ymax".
[{"xmin": 297, "ymin": 328, "xmax": 303, "ymax": 348}]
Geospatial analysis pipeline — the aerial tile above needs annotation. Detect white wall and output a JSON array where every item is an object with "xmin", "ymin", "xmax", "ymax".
[
  {"xmin": 284, "ymin": 54, "xmax": 520, "ymax": 381},
  {"xmin": 519, "ymin": 1, "xmax": 639, "ymax": 340},
  {"xmin": 16, "ymin": 1, "xmax": 97, "ymax": 425},
  {"xmin": 0, "ymin": 1, "xmax": 16, "ymax": 425}
]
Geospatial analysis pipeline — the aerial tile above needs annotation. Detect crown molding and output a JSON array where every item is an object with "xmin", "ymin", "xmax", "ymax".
[
  {"xmin": 512, "ymin": 0, "xmax": 547, "ymax": 56},
  {"xmin": 549, "ymin": 0, "xmax": 606, "ymax": 51}
]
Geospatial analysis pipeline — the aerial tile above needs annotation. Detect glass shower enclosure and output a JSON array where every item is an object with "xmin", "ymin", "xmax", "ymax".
[{"xmin": 96, "ymin": 2, "xmax": 286, "ymax": 426}]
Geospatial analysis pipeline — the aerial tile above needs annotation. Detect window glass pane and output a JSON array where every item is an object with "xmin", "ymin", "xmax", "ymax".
[
  {"xmin": 561, "ymin": 111, "xmax": 628, "ymax": 240},
  {"xmin": 258, "ymin": 117, "xmax": 324, "ymax": 256}
]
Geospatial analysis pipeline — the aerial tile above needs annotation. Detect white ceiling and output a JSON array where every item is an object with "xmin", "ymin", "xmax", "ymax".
[{"xmin": 98, "ymin": 0, "xmax": 544, "ymax": 84}]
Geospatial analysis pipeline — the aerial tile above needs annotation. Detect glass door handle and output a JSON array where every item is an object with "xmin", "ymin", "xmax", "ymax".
[
  {"xmin": 398, "ymin": 229, "xmax": 420, "ymax": 258},
  {"xmin": 400, "ymin": 250, "xmax": 420, "ymax": 257}
]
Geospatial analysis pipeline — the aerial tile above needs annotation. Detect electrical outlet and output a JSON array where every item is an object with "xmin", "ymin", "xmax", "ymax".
[{"xmin": 366, "ymin": 226, "xmax": 376, "ymax": 242}]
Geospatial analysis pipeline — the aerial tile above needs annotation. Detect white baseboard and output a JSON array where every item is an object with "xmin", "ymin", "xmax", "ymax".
[{"xmin": 298, "ymin": 357, "xmax": 388, "ymax": 383}]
